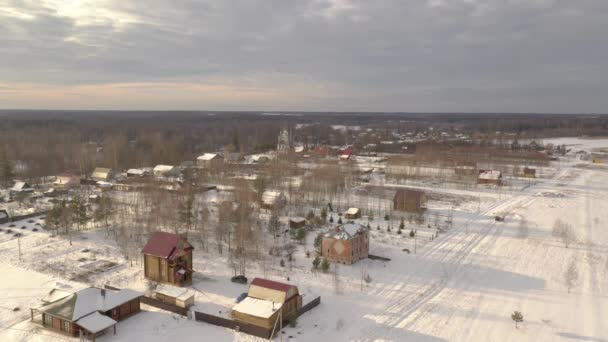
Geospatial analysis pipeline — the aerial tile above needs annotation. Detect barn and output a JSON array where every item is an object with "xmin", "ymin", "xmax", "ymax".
[
  {"xmin": 344, "ymin": 207, "xmax": 361, "ymax": 220},
  {"xmin": 478, "ymin": 170, "xmax": 502, "ymax": 185},
  {"xmin": 142, "ymin": 232, "xmax": 194, "ymax": 286}
]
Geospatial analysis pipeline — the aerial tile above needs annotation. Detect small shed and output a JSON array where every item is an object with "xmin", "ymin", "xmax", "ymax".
[
  {"xmin": 153, "ymin": 165, "xmax": 175, "ymax": 177},
  {"xmin": 344, "ymin": 207, "xmax": 361, "ymax": 220},
  {"xmin": 523, "ymin": 167, "xmax": 536, "ymax": 178},
  {"xmin": 477, "ymin": 170, "xmax": 502, "ymax": 185},
  {"xmin": 91, "ymin": 168, "xmax": 112, "ymax": 182},
  {"xmin": 197, "ymin": 153, "xmax": 224, "ymax": 167},
  {"xmin": 289, "ymin": 217, "xmax": 306, "ymax": 229},
  {"xmin": 155, "ymin": 284, "xmax": 195, "ymax": 309}
]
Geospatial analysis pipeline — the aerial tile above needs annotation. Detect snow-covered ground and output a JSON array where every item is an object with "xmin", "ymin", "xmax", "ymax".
[{"xmin": 2, "ymin": 137, "xmax": 608, "ymax": 341}]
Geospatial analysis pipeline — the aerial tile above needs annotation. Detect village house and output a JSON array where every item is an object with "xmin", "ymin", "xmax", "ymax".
[
  {"xmin": 142, "ymin": 231, "xmax": 194, "ymax": 286},
  {"xmin": 523, "ymin": 167, "xmax": 536, "ymax": 178},
  {"xmin": 197, "ymin": 153, "xmax": 224, "ymax": 167},
  {"xmin": 344, "ymin": 207, "xmax": 361, "ymax": 220},
  {"xmin": 30, "ymin": 287, "xmax": 142, "ymax": 341},
  {"xmin": 261, "ymin": 190, "xmax": 287, "ymax": 210},
  {"xmin": 289, "ymin": 217, "xmax": 306, "ymax": 229},
  {"xmin": 322, "ymin": 222, "xmax": 370, "ymax": 264},
  {"xmin": 393, "ymin": 188, "xmax": 427, "ymax": 213},
  {"xmin": 153, "ymin": 165, "xmax": 175, "ymax": 178},
  {"xmin": 9, "ymin": 181, "xmax": 34, "ymax": 197},
  {"xmin": 126, "ymin": 168, "xmax": 150, "ymax": 178},
  {"xmin": 90, "ymin": 167, "xmax": 112, "ymax": 182},
  {"xmin": 232, "ymin": 278, "xmax": 302, "ymax": 330},
  {"xmin": 477, "ymin": 170, "xmax": 502, "ymax": 185},
  {"xmin": 54, "ymin": 173, "xmax": 80, "ymax": 189}
]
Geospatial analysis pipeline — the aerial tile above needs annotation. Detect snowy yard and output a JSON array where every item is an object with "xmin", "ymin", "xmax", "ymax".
[{"xmin": 1, "ymin": 137, "xmax": 608, "ymax": 341}]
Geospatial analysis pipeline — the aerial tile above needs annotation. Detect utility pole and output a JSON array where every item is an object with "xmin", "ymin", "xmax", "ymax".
[{"xmin": 18, "ymin": 235, "xmax": 22, "ymax": 262}]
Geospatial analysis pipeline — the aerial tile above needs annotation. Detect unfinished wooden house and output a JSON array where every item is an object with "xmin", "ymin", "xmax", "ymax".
[
  {"xmin": 142, "ymin": 232, "xmax": 194, "ymax": 286},
  {"xmin": 322, "ymin": 222, "xmax": 370, "ymax": 264},
  {"xmin": 232, "ymin": 278, "xmax": 302, "ymax": 330},
  {"xmin": 155, "ymin": 284, "xmax": 195, "ymax": 309},
  {"xmin": 31, "ymin": 287, "xmax": 141, "ymax": 341},
  {"xmin": 393, "ymin": 189, "xmax": 427, "ymax": 213}
]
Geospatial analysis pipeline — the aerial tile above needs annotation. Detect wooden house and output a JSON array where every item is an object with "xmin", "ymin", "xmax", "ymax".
[
  {"xmin": 523, "ymin": 167, "xmax": 536, "ymax": 178},
  {"xmin": 322, "ymin": 222, "xmax": 370, "ymax": 264},
  {"xmin": 232, "ymin": 278, "xmax": 302, "ymax": 330},
  {"xmin": 91, "ymin": 168, "xmax": 112, "ymax": 182},
  {"xmin": 289, "ymin": 217, "xmax": 306, "ymax": 229},
  {"xmin": 393, "ymin": 189, "xmax": 427, "ymax": 213},
  {"xmin": 197, "ymin": 153, "xmax": 224, "ymax": 167},
  {"xmin": 477, "ymin": 170, "xmax": 502, "ymax": 185},
  {"xmin": 142, "ymin": 232, "xmax": 194, "ymax": 286},
  {"xmin": 344, "ymin": 207, "xmax": 361, "ymax": 220},
  {"xmin": 31, "ymin": 287, "xmax": 141, "ymax": 341}
]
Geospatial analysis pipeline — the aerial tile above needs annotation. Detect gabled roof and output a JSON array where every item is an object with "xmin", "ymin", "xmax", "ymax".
[
  {"xmin": 76, "ymin": 311, "xmax": 117, "ymax": 334},
  {"xmin": 325, "ymin": 222, "xmax": 369, "ymax": 240},
  {"xmin": 153, "ymin": 165, "xmax": 174, "ymax": 173},
  {"xmin": 37, "ymin": 287, "xmax": 142, "ymax": 321},
  {"xmin": 11, "ymin": 181, "xmax": 31, "ymax": 191},
  {"xmin": 250, "ymin": 278, "xmax": 296, "ymax": 294},
  {"xmin": 91, "ymin": 168, "xmax": 111, "ymax": 179},
  {"xmin": 197, "ymin": 153, "xmax": 222, "ymax": 161},
  {"xmin": 142, "ymin": 231, "xmax": 193, "ymax": 259},
  {"xmin": 478, "ymin": 170, "xmax": 502, "ymax": 180},
  {"xmin": 345, "ymin": 207, "xmax": 360, "ymax": 215}
]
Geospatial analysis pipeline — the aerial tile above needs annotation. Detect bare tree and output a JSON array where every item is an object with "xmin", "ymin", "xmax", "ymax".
[
  {"xmin": 564, "ymin": 259, "xmax": 579, "ymax": 294},
  {"xmin": 553, "ymin": 219, "xmax": 575, "ymax": 248}
]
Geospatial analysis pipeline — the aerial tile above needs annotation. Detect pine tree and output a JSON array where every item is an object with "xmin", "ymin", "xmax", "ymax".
[
  {"xmin": 399, "ymin": 218, "xmax": 405, "ymax": 230},
  {"xmin": 314, "ymin": 233, "xmax": 323, "ymax": 254},
  {"xmin": 337, "ymin": 216, "xmax": 343, "ymax": 224},
  {"xmin": 312, "ymin": 256, "xmax": 321, "ymax": 269},
  {"xmin": 320, "ymin": 207, "xmax": 327, "ymax": 222},
  {"xmin": 321, "ymin": 258, "xmax": 330, "ymax": 272}
]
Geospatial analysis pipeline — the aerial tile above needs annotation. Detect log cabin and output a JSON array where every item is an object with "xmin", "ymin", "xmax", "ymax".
[{"xmin": 142, "ymin": 231, "xmax": 194, "ymax": 286}]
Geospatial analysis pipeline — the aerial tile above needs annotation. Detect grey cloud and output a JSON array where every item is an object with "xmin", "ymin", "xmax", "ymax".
[{"xmin": 0, "ymin": 0, "xmax": 607, "ymax": 112}]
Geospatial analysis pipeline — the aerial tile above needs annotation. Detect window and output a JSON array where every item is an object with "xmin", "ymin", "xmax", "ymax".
[
  {"xmin": 43, "ymin": 314, "xmax": 52, "ymax": 327},
  {"xmin": 63, "ymin": 320, "xmax": 71, "ymax": 333}
]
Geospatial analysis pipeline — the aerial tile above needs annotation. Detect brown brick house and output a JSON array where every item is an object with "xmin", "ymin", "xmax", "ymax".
[
  {"xmin": 143, "ymin": 232, "xmax": 194, "ymax": 286},
  {"xmin": 31, "ymin": 287, "xmax": 142, "ymax": 341},
  {"xmin": 322, "ymin": 222, "xmax": 369, "ymax": 264},
  {"xmin": 393, "ymin": 188, "xmax": 427, "ymax": 213}
]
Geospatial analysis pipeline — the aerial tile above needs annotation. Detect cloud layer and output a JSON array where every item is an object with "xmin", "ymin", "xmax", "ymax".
[{"xmin": 1, "ymin": 0, "xmax": 607, "ymax": 112}]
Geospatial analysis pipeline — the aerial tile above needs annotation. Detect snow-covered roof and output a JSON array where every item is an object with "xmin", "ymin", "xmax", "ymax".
[
  {"xmin": 42, "ymin": 289, "xmax": 72, "ymax": 304},
  {"xmin": 127, "ymin": 168, "xmax": 146, "ymax": 175},
  {"xmin": 11, "ymin": 181, "xmax": 30, "ymax": 191},
  {"xmin": 290, "ymin": 217, "xmax": 305, "ymax": 223},
  {"xmin": 325, "ymin": 222, "xmax": 369, "ymax": 240},
  {"xmin": 346, "ymin": 207, "xmax": 360, "ymax": 215},
  {"xmin": 154, "ymin": 165, "xmax": 174, "ymax": 172},
  {"xmin": 232, "ymin": 297, "xmax": 282, "ymax": 319},
  {"xmin": 478, "ymin": 170, "xmax": 502, "ymax": 180},
  {"xmin": 76, "ymin": 311, "xmax": 117, "ymax": 334},
  {"xmin": 197, "ymin": 153, "xmax": 221, "ymax": 161},
  {"xmin": 37, "ymin": 287, "xmax": 142, "ymax": 321},
  {"xmin": 91, "ymin": 168, "xmax": 111, "ymax": 180},
  {"xmin": 262, "ymin": 190, "xmax": 285, "ymax": 206},
  {"xmin": 155, "ymin": 284, "xmax": 196, "ymax": 301}
]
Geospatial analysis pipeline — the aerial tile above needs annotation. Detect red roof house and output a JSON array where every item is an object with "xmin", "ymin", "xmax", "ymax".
[{"xmin": 142, "ymin": 232, "xmax": 194, "ymax": 286}]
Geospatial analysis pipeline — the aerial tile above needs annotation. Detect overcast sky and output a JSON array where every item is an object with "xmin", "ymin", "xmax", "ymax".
[{"xmin": 1, "ymin": 0, "xmax": 606, "ymax": 112}]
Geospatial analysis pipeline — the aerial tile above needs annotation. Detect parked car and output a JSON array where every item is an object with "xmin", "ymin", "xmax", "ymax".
[
  {"xmin": 494, "ymin": 215, "xmax": 504, "ymax": 222},
  {"xmin": 235, "ymin": 292, "xmax": 248, "ymax": 303},
  {"xmin": 231, "ymin": 275, "xmax": 248, "ymax": 284}
]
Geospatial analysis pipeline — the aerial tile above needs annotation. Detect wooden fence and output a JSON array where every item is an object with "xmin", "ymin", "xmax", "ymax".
[
  {"xmin": 194, "ymin": 311, "xmax": 272, "ymax": 339},
  {"xmin": 104, "ymin": 284, "xmax": 321, "ymax": 340}
]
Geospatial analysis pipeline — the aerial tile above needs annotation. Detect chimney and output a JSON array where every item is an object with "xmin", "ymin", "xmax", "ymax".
[{"xmin": 101, "ymin": 288, "xmax": 106, "ymax": 298}]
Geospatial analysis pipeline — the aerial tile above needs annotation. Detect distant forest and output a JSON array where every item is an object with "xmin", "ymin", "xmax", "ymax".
[{"xmin": 1, "ymin": 110, "xmax": 607, "ymax": 179}]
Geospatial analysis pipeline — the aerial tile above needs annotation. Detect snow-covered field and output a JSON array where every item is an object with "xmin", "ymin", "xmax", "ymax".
[{"xmin": 2, "ymin": 137, "xmax": 608, "ymax": 341}]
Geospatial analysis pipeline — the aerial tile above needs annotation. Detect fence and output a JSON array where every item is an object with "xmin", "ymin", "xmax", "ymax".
[
  {"xmin": 141, "ymin": 296, "xmax": 189, "ymax": 316},
  {"xmin": 194, "ymin": 311, "xmax": 271, "ymax": 339},
  {"xmin": 9, "ymin": 210, "xmax": 48, "ymax": 222},
  {"xmin": 297, "ymin": 296, "xmax": 321, "ymax": 317}
]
